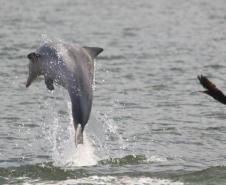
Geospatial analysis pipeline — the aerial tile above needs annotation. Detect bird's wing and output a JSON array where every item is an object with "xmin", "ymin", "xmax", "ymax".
[
  {"xmin": 197, "ymin": 75, "xmax": 226, "ymax": 105},
  {"xmin": 197, "ymin": 75, "xmax": 218, "ymax": 92}
]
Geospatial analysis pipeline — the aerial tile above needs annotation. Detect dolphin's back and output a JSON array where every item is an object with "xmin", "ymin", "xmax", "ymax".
[{"xmin": 66, "ymin": 45, "xmax": 94, "ymax": 126}]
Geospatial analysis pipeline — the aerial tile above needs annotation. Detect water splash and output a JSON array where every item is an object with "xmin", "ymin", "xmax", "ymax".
[
  {"xmin": 35, "ymin": 36, "xmax": 166, "ymax": 168},
  {"xmin": 52, "ymin": 132, "xmax": 100, "ymax": 167},
  {"xmin": 54, "ymin": 102, "xmax": 100, "ymax": 167},
  {"xmin": 41, "ymin": 98, "xmax": 100, "ymax": 168}
]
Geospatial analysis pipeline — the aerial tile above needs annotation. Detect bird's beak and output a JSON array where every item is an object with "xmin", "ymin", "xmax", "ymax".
[{"xmin": 198, "ymin": 90, "xmax": 209, "ymax": 94}]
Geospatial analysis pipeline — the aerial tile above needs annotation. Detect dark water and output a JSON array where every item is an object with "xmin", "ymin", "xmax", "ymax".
[{"xmin": 1, "ymin": 0, "xmax": 226, "ymax": 184}]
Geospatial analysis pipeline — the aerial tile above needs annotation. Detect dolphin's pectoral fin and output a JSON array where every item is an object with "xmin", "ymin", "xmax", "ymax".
[
  {"xmin": 45, "ymin": 78, "xmax": 54, "ymax": 90},
  {"xmin": 83, "ymin": 46, "xmax": 103, "ymax": 60}
]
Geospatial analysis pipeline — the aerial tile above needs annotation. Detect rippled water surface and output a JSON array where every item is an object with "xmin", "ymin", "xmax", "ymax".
[{"xmin": 1, "ymin": 0, "xmax": 226, "ymax": 184}]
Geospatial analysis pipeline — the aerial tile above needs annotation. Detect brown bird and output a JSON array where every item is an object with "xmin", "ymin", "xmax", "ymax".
[{"xmin": 197, "ymin": 75, "xmax": 226, "ymax": 105}]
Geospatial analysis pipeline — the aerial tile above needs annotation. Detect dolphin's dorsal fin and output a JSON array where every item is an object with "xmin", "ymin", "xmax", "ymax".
[{"xmin": 83, "ymin": 47, "xmax": 103, "ymax": 60}]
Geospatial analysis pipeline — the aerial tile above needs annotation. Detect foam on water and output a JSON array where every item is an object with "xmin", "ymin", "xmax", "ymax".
[
  {"xmin": 67, "ymin": 176, "xmax": 184, "ymax": 185},
  {"xmin": 146, "ymin": 155, "xmax": 168, "ymax": 163},
  {"xmin": 21, "ymin": 176, "xmax": 184, "ymax": 185}
]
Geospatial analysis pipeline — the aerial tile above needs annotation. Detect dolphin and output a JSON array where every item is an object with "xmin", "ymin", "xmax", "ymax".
[{"xmin": 26, "ymin": 41, "xmax": 103, "ymax": 145}]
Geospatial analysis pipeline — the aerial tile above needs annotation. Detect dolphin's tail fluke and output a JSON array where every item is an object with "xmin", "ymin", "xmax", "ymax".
[{"xmin": 75, "ymin": 124, "xmax": 84, "ymax": 145}]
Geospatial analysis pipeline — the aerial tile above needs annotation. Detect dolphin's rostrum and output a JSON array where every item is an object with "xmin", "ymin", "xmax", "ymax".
[{"xmin": 26, "ymin": 41, "xmax": 103, "ymax": 145}]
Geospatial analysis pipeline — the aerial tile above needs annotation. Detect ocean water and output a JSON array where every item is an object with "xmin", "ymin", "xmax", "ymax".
[{"xmin": 1, "ymin": 0, "xmax": 226, "ymax": 184}]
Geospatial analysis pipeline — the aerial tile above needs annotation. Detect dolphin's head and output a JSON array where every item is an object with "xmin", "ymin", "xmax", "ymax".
[{"xmin": 26, "ymin": 52, "xmax": 42, "ymax": 88}]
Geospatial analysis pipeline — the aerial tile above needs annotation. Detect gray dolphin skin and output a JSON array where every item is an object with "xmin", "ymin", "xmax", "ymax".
[{"xmin": 26, "ymin": 41, "xmax": 103, "ymax": 145}]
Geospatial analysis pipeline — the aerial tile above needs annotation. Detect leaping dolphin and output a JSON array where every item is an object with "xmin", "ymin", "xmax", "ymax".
[{"xmin": 26, "ymin": 41, "xmax": 103, "ymax": 145}]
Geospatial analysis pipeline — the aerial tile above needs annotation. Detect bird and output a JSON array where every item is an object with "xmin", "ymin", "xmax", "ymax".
[{"xmin": 197, "ymin": 75, "xmax": 226, "ymax": 105}]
